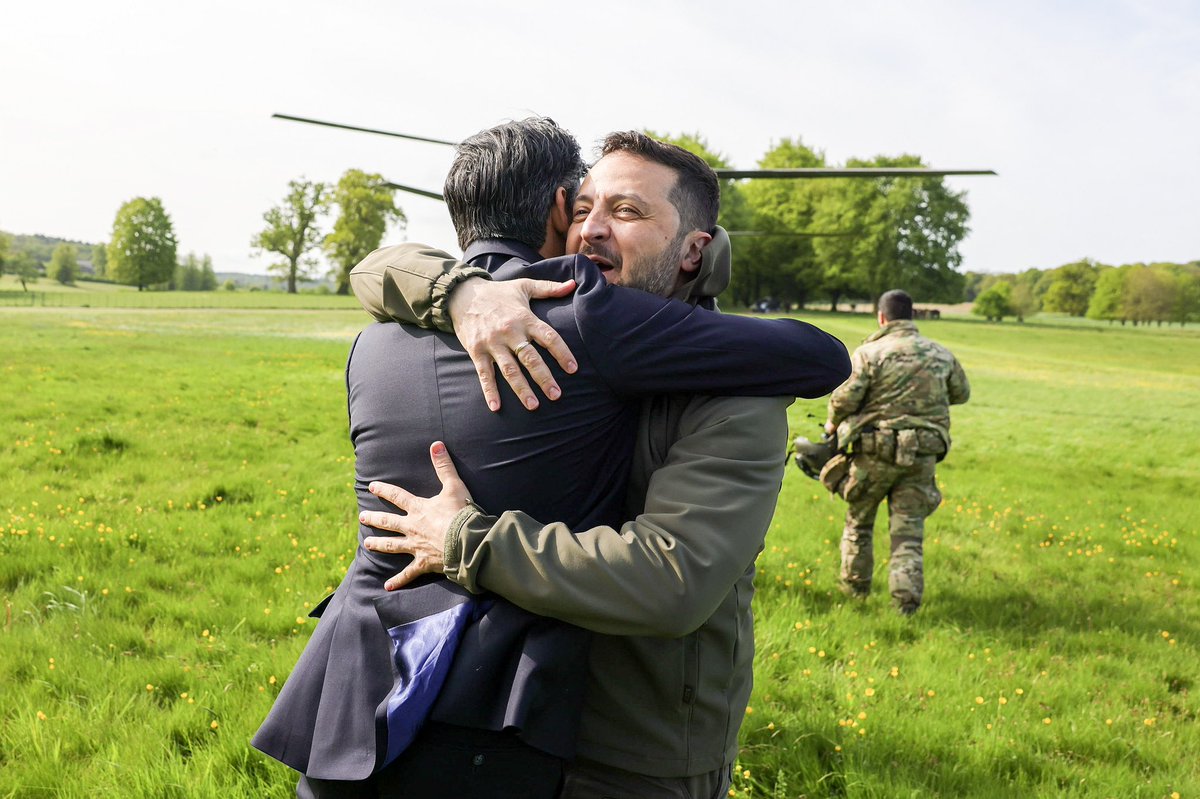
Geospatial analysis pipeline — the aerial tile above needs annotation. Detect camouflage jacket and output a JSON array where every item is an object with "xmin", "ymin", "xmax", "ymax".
[{"xmin": 828, "ymin": 320, "xmax": 970, "ymax": 455}]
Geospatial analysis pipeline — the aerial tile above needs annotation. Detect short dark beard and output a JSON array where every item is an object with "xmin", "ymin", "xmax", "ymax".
[{"xmin": 622, "ymin": 228, "xmax": 689, "ymax": 297}]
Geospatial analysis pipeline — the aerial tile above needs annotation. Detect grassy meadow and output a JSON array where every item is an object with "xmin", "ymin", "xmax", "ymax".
[{"xmin": 1, "ymin": 304, "xmax": 1196, "ymax": 798}]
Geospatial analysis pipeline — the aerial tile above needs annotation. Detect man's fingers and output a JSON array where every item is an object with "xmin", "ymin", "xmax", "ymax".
[
  {"xmin": 494, "ymin": 351, "xmax": 540, "ymax": 411},
  {"xmin": 385, "ymin": 564, "xmax": 422, "ymax": 591},
  {"xmin": 363, "ymin": 534, "xmax": 408, "ymax": 553},
  {"xmin": 359, "ymin": 511, "xmax": 409, "ymax": 534},
  {"xmin": 368, "ymin": 480, "xmax": 417, "ymax": 511},
  {"xmin": 471, "ymin": 356, "xmax": 502, "ymax": 412},
  {"xmin": 526, "ymin": 320, "xmax": 578, "ymax": 376},
  {"xmin": 523, "ymin": 278, "xmax": 576, "ymax": 300},
  {"xmin": 513, "ymin": 341, "xmax": 561, "ymax": 401}
]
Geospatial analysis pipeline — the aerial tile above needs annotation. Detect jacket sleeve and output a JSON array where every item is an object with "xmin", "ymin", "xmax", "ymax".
[
  {"xmin": 826, "ymin": 348, "xmax": 869, "ymax": 425},
  {"xmin": 442, "ymin": 396, "xmax": 791, "ymax": 637},
  {"xmin": 348, "ymin": 243, "xmax": 490, "ymax": 332},
  {"xmin": 947, "ymin": 356, "xmax": 971, "ymax": 406},
  {"xmin": 574, "ymin": 283, "xmax": 850, "ymax": 399}
]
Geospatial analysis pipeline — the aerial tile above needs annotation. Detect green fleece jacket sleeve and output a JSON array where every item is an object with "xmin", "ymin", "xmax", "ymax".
[
  {"xmin": 348, "ymin": 243, "xmax": 490, "ymax": 332},
  {"xmin": 442, "ymin": 395, "xmax": 792, "ymax": 637}
]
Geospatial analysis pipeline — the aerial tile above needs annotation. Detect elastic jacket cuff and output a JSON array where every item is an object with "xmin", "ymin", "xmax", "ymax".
[{"xmin": 430, "ymin": 267, "xmax": 491, "ymax": 333}]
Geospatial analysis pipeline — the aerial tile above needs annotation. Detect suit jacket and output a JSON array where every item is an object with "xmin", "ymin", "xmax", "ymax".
[{"xmin": 252, "ymin": 238, "xmax": 850, "ymax": 780}]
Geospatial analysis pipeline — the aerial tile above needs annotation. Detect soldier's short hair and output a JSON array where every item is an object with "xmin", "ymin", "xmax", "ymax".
[
  {"xmin": 879, "ymin": 290, "xmax": 914, "ymax": 321},
  {"xmin": 445, "ymin": 117, "xmax": 586, "ymax": 252},
  {"xmin": 599, "ymin": 131, "xmax": 720, "ymax": 235}
]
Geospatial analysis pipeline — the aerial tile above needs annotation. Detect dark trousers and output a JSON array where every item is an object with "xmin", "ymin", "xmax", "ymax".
[
  {"xmin": 558, "ymin": 758, "xmax": 731, "ymax": 799},
  {"xmin": 297, "ymin": 723, "xmax": 564, "ymax": 799}
]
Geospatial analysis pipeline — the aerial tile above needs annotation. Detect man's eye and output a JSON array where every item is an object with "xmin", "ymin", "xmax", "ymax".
[
  {"xmin": 572, "ymin": 207, "xmax": 590, "ymax": 219},
  {"xmin": 614, "ymin": 206, "xmax": 640, "ymax": 218}
]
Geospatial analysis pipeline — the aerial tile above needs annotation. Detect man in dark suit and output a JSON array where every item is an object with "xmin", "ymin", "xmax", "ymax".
[{"xmin": 252, "ymin": 119, "xmax": 849, "ymax": 798}]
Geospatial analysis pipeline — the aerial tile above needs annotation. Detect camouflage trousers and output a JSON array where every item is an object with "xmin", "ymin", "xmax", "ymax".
[{"xmin": 838, "ymin": 453, "xmax": 942, "ymax": 609}]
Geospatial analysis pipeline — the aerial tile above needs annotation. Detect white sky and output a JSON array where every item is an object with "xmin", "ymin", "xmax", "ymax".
[{"xmin": 2, "ymin": 0, "xmax": 1198, "ymax": 275}]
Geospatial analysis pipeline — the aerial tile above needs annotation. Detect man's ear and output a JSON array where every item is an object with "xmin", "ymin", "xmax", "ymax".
[
  {"xmin": 550, "ymin": 187, "xmax": 571, "ymax": 237},
  {"xmin": 679, "ymin": 230, "xmax": 713, "ymax": 274}
]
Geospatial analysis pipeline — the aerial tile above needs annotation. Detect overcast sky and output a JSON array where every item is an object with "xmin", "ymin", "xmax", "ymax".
[{"xmin": 3, "ymin": 0, "xmax": 1197, "ymax": 276}]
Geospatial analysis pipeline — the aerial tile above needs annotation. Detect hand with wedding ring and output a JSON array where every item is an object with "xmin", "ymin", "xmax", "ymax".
[{"xmin": 447, "ymin": 276, "xmax": 579, "ymax": 412}]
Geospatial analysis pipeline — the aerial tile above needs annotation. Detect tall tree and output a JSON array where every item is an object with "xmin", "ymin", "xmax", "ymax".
[
  {"xmin": 50, "ymin": 243, "xmax": 79, "ymax": 285},
  {"xmin": 325, "ymin": 170, "xmax": 405, "ymax": 295},
  {"xmin": 107, "ymin": 197, "xmax": 178, "ymax": 290},
  {"xmin": 1087, "ymin": 266, "xmax": 1126, "ymax": 323},
  {"xmin": 0, "ymin": 231, "xmax": 10, "ymax": 278},
  {"xmin": 177, "ymin": 252, "xmax": 202, "ymax": 291},
  {"xmin": 814, "ymin": 155, "xmax": 970, "ymax": 309},
  {"xmin": 737, "ymin": 138, "xmax": 828, "ymax": 308},
  {"xmin": 1122, "ymin": 265, "xmax": 1174, "ymax": 325},
  {"xmin": 253, "ymin": 179, "xmax": 328, "ymax": 293},
  {"xmin": 1041, "ymin": 259, "xmax": 1098, "ymax": 316},
  {"xmin": 91, "ymin": 242, "xmax": 108, "ymax": 278},
  {"xmin": 972, "ymin": 281, "xmax": 1013, "ymax": 321},
  {"xmin": 10, "ymin": 251, "xmax": 41, "ymax": 290},
  {"xmin": 200, "ymin": 254, "xmax": 218, "ymax": 291}
]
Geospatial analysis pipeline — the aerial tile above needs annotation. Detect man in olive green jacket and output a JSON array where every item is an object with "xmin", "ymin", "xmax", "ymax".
[{"xmin": 355, "ymin": 131, "xmax": 849, "ymax": 797}]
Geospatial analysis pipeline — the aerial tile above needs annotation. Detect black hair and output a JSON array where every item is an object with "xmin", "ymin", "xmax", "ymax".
[
  {"xmin": 598, "ymin": 131, "xmax": 720, "ymax": 234},
  {"xmin": 444, "ymin": 117, "xmax": 585, "ymax": 251},
  {"xmin": 878, "ymin": 289, "xmax": 914, "ymax": 320}
]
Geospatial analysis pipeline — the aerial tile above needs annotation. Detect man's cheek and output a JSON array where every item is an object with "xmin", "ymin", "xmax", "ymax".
[{"xmin": 566, "ymin": 224, "xmax": 583, "ymax": 254}]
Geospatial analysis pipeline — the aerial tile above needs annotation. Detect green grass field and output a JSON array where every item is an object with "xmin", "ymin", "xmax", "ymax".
[
  {"xmin": 1, "ymin": 306, "xmax": 1196, "ymax": 798},
  {"xmin": 0, "ymin": 276, "xmax": 360, "ymax": 310}
]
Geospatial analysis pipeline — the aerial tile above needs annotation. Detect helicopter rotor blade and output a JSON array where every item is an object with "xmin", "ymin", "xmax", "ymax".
[
  {"xmin": 272, "ymin": 113, "xmax": 458, "ymax": 147},
  {"xmin": 381, "ymin": 182, "xmax": 446, "ymax": 202},
  {"xmin": 714, "ymin": 168, "xmax": 996, "ymax": 179},
  {"xmin": 726, "ymin": 230, "xmax": 856, "ymax": 238}
]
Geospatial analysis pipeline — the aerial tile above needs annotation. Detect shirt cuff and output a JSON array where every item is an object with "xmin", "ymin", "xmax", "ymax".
[{"xmin": 430, "ymin": 267, "xmax": 491, "ymax": 333}]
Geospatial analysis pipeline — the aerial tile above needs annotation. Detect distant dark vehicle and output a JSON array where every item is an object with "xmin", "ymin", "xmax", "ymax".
[
  {"xmin": 913, "ymin": 308, "xmax": 941, "ymax": 320},
  {"xmin": 753, "ymin": 297, "xmax": 783, "ymax": 313}
]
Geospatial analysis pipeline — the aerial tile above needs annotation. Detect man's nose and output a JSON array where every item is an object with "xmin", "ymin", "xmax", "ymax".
[{"xmin": 580, "ymin": 207, "xmax": 609, "ymax": 241}]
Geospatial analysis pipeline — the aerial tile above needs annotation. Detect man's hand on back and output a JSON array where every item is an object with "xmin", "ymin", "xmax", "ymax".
[
  {"xmin": 448, "ymin": 277, "xmax": 579, "ymax": 412},
  {"xmin": 361, "ymin": 442, "xmax": 472, "ymax": 590}
]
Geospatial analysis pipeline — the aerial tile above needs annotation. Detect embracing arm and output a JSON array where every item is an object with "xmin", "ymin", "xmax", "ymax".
[
  {"xmin": 443, "ymin": 396, "xmax": 791, "ymax": 636},
  {"xmin": 349, "ymin": 243, "xmax": 490, "ymax": 331}
]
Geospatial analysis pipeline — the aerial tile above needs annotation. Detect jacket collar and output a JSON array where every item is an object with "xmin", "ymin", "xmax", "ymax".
[
  {"xmin": 866, "ymin": 319, "xmax": 919, "ymax": 343},
  {"xmin": 463, "ymin": 238, "xmax": 542, "ymax": 266}
]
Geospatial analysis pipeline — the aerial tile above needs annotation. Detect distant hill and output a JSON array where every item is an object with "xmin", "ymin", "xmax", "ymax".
[
  {"xmin": 2, "ymin": 229, "xmax": 335, "ymax": 290},
  {"xmin": 1, "ymin": 231, "xmax": 101, "ymax": 271}
]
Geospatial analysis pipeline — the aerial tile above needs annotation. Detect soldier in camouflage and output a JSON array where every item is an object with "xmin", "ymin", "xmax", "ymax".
[{"xmin": 824, "ymin": 289, "xmax": 970, "ymax": 615}]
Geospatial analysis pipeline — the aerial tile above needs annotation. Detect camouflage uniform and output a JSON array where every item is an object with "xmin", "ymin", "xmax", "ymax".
[{"xmin": 827, "ymin": 320, "xmax": 970, "ymax": 612}]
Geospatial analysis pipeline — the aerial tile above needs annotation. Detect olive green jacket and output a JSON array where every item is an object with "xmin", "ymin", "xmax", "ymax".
[{"xmin": 349, "ymin": 237, "xmax": 792, "ymax": 776}]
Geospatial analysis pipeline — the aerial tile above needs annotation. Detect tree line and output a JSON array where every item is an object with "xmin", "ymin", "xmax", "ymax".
[
  {"xmin": 655, "ymin": 133, "xmax": 972, "ymax": 311},
  {"xmin": 966, "ymin": 258, "xmax": 1200, "ymax": 326},
  {"xmin": 0, "ymin": 168, "xmax": 406, "ymax": 295}
]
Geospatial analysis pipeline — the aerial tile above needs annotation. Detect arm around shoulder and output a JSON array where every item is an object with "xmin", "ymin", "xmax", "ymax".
[{"xmin": 349, "ymin": 243, "xmax": 490, "ymax": 331}]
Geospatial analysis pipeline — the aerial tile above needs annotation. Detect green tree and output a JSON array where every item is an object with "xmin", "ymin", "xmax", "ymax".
[
  {"xmin": 1041, "ymin": 259, "xmax": 1097, "ymax": 316},
  {"xmin": 736, "ymin": 138, "xmax": 828, "ymax": 308},
  {"xmin": 107, "ymin": 197, "xmax": 178, "ymax": 290},
  {"xmin": 325, "ymin": 170, "xmax": 405, "ymax": 295},
  {"xmin": 10, "ymin": 251, "xmax": 41, "ymax": 290},
  {"xmin": 200, "ymin": 255, "xmax": 218, "ymax": 291},
  {"xmin": 91, "ymin": 242, "xmax": 108, "ymax": 278},
  {"xmin": 972, "ymin": 282, "xmax": 1013, "ymax": 321},
  {"xmin": 177, "ymin": 252, "xmax": 202, "ymax": 291},
  {"xmin": 1087, "ymin": 266, "xmax": 1127, "ymax": 324},
  {"xmin": 50, "ymin": 243, "xmax": 79, "ymax": 285},
  {"xmin": 1122, "ymin": 265, "xmax": 1174, "ymax": 326},
  {"xmin": 1168, "ymin": 262, "xmax": 1200, "ymax": 326},
  {"xmin": 253, "ymin": 179, "xmax": 328, "ymax": 293},
  {"xmin": 813, "ymin": 155, "xmax": 970, "ymax": 310},
  {"xmin": 0, "ymin": 231, "xmax": 10, "ymax": 278}
]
